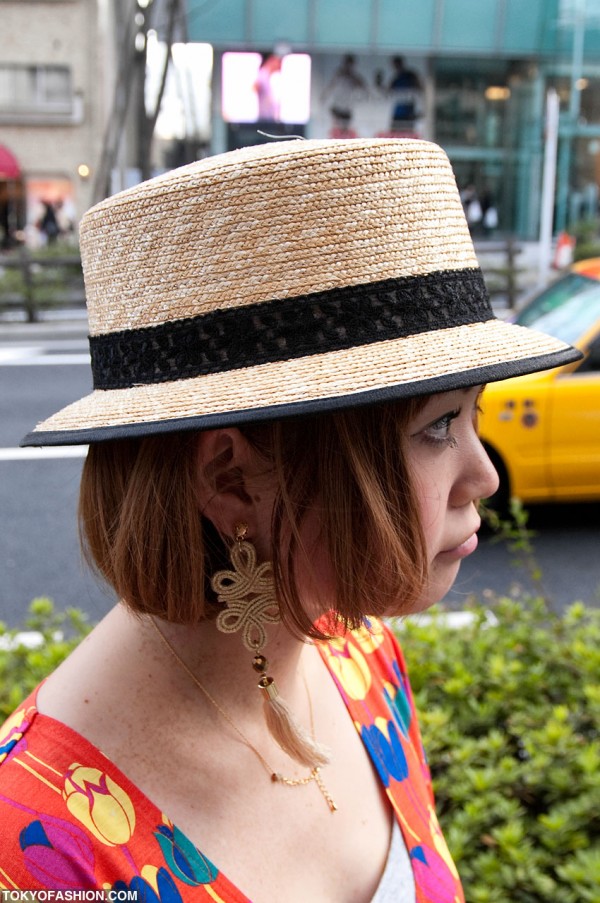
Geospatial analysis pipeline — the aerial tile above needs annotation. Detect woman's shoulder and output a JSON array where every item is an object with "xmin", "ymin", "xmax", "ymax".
[
  {"xmin": 0, "ymin": 685, "xmax": 41, "ymax": 766},
  {"xmin": 0, "ymin": 686, "xmax": 246, "ymax": 898},
  {"xmin": 0, "ymin": 685, "xmax": 142, "ymax": 860}
]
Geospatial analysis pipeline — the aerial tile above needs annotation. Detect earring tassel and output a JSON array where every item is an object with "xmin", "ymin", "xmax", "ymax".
[{"xmin": 259, "ymin": 676, "xmax": 331, "ymax": 769}]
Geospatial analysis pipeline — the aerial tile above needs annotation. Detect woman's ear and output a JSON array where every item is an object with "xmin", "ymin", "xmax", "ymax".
[{"xmin": 195, "ymin": 428, "xmax": 264, "ymax": 541}]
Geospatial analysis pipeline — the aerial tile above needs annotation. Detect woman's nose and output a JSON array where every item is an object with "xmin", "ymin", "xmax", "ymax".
[
  {"xmin": 453, "ymin": 436, "xmax": 500, "ymax": 507},
  {"xmin": 478, "ymin": 444, "xmax": 501, "ymax": 500}
]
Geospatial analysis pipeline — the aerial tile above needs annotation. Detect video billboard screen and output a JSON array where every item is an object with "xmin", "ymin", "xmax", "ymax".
[{"xmin": 222, "ymin": 52, "xmax": 311, "ymax": 124}]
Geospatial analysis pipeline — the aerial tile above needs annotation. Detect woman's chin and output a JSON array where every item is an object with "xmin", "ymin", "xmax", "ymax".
[{"xmin": 388, "ymin": 562, "xmax": 463, "ymax": 617}]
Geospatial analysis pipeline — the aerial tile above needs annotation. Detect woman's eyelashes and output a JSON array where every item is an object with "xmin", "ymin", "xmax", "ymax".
[{"xmin": 418, "ymin": 409, "xmax": 461, "ymax": 448}]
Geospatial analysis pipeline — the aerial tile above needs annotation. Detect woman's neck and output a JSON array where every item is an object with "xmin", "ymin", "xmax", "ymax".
[{"xmin": 141, "ymin": 603, "xmax": 319, "ymax": 725}]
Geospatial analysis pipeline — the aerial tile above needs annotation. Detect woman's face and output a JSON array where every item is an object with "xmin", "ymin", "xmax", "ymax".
[
  {"xmin": 405, "ymin": 385, "xmax": 499, "ymax": 610},
  {"xmin": 289, "ymin": 385, "xmax": 499, "ymax": 618}
]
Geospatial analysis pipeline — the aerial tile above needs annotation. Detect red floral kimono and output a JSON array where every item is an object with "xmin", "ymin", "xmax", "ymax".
[{"xmin": 0, "ymin": 618, "xmax": 464, "ymax": 902}]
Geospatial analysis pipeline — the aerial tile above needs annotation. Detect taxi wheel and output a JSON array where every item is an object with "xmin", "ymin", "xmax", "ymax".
[{"xmin": 482, "ymin": 444, "xmax": 510, "ymax": 514}]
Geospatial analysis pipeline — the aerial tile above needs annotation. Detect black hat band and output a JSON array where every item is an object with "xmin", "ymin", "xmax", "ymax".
[{"xmin": 90, "ymin": 268, "xmax": 492, "ymax": 390}]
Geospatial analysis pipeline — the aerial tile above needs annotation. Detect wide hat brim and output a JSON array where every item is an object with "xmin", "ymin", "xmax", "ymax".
[
  {"xmin": 22, "ymin": 139, "xmax": 581, "ymax": 446},
  {"xmin": 23, "ymin": 320, "xmax": 578, "ymax": 445}
]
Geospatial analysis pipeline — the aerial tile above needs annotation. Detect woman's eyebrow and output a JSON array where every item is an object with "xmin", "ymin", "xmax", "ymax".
[{"xmin": 460, "ymin": 385, "xmax": 486, "ymax": 395}]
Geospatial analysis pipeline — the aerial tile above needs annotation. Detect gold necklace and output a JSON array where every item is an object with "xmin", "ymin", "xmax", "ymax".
[{"xmin": 150, "ymin": 618, "xmax": 337, "ymax": 813}]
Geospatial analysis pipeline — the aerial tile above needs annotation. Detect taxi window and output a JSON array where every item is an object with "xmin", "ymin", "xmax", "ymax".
[
  {"xmin": 578, "ymin": 335, "xmax": 600, "ymax": 373},
  {"xmin": 516, "ymin": 274, "xmax": 600, "ymax": 344}
]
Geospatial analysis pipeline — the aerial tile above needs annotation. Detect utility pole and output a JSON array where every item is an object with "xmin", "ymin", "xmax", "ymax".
[
  {"xmin": 538, "ymin": 88, "xmax": 560, "ymax": 285},
  {"xmin": 92, "ymin": 0, "xmax": 184, "ymax": 202},
  {"xmin": 92, "ymin": 0, "xmax": 140, "ymax": 204},
  {"xmin": 555, "ymin": 0, "xmax": 586, "ymax": 233},
  {"xmin": 138, "ymin": 0, "xmax": 183, "ymax": 181}
]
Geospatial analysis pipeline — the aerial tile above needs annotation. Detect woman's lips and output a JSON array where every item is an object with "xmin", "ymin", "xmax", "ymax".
[{"xmin": 439, "ymin": 531, "xmax": 479, "ymax": 560}]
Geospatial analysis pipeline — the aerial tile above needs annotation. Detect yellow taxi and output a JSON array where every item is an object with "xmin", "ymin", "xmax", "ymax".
[{"xmin": 479, "ymin": 259, "xmax": 600, "ymax": 508}]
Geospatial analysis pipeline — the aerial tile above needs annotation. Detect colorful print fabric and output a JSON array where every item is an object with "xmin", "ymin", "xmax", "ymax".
[
  {"xmin": 0, "ymin": 618, "xmax": 464, "ymax": 902},
  {"xmin": 317, "ymin": 618, "xmax": 464, "ymax": 903}
]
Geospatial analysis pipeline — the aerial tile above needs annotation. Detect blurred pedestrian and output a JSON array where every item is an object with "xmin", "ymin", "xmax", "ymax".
[
  {"xmin": 460, "ymin": 184, "xmax": 483, "ymax": 233},
  {"xmin": 38, "ymin": 200, "xmax": 60, "ymax": 244}
]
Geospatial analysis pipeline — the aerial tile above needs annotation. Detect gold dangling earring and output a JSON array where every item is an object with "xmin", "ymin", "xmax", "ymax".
[{"xmin": 213, "ymin": 523, "xmax": 330, "ymax": 770}]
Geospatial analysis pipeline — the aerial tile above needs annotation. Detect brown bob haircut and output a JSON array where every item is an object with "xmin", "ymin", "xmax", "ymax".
[{"xmin": 79, "ymin": 399, "xmax": 428, "ymax": 638}]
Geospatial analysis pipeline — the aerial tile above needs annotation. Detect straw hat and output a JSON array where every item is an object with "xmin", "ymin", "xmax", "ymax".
[{"xmin": 23, "ymin": 138, "xmax": 580, "ymax": 446}]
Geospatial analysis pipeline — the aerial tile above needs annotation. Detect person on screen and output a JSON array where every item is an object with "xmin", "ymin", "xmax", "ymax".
[{"xmin": 254, "ymin": 53, "xmax": 283, "ymax": 121}]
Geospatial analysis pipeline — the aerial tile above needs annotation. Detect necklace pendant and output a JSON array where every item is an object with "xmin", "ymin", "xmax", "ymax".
[{"xmin": 313, "ymin": 767, "xmax": 338, "ymax": 813}]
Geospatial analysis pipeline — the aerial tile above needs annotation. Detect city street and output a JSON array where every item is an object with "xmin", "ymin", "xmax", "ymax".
[
  {"xmin": 0, "ymin": 325, "xmax": 112, "ymax": 625},
  {"xmin": 1, "ymin": 323, "xmax": 599, "ymax": 628}
]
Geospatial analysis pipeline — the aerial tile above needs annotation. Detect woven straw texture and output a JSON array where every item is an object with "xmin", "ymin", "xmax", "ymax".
[
  {"xmin": 80, "ymin": 138, "xmax": 478, "ymax": 336},
  {"xmin": 34, "ymin": 321, "xmax": 569, "ymax": 434},
  {"xmin": 25, "ymin": 137, "xmax": 579, "ymax": 443}
]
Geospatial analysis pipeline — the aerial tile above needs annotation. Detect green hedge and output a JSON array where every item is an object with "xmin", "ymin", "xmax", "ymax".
[
  {"xmin": 1, "ymin": 596, "xmax": 599, "ymax": 900},
  {"xmin": 397, "ymin": 596, "xmax": 600, "ymax": 902},
  {"xmin": 0, "ymin": 598, "xmax": 90, "ymax": 718}
]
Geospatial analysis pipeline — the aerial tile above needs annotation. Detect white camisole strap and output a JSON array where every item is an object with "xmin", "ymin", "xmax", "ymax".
[{"xmin": 370, "ymin": 818, "xmax": 417, "ymax": 903}]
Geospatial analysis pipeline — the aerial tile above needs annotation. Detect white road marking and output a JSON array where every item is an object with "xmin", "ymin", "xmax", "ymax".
[
  {"xmin": 0, "ymin": 446, "xmax": 88, "ymax": 460},
  {"xmin": 0, "ymin": 347, "xmax": 39, "ymax": 361},
  {"xmin": 0, "ymin": 340, "xmax": 90, "ymax": 365},
  {"xmin": 0, "ymin": 352, "xmax": 90, "ymax": 365}
]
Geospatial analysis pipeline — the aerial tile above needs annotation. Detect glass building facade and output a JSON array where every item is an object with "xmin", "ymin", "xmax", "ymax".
[{"xmin": 187, "ymin": 0, "xmax": 600, "ymax": 239}]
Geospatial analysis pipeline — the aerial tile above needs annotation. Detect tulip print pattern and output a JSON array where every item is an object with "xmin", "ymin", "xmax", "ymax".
[
  {"xmin": 0, "ymin": 618, "xmax": 464, "ymax": 901},
  {"xmin": 19, "ymin": 814, "xmax": 96, "ymax": 887},
  {"xmin": 63, "ymin": 765, "xmax": 136, "ymax": 846}
]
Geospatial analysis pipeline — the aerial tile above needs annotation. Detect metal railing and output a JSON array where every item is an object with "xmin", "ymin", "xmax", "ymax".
[{"xmin": 0, "ymin": 247, "xmax": 84, "ymax": 322}]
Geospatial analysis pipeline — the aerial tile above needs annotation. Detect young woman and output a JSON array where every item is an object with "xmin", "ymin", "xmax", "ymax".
[{"xmin": 0, "ymin": 139, "xmax": 579, "ymax": 900}]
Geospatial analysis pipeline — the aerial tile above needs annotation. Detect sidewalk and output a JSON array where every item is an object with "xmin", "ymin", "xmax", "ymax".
[{"xmin": 0, "ymin": 308, "xmax": 89, "ymax": 342}]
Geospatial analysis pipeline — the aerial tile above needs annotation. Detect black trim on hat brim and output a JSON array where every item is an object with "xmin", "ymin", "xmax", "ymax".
[{"xmin": 21, "ymin": 346, "xmax": 582, "ymax": 447}]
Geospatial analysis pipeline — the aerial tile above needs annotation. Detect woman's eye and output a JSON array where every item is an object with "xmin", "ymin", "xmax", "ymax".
[{"xmin": 420, "ymin": 410, "xmax": 460, "ymax": 447}]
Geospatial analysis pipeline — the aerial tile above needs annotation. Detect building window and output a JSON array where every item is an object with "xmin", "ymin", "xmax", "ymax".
[
  {"xmin": 434, "ymin": 63, "xmax": 512, "ymax": 149},
  {"xmin": 0, "ymin": 65, "xmax": 72, "ymax": 114}
]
